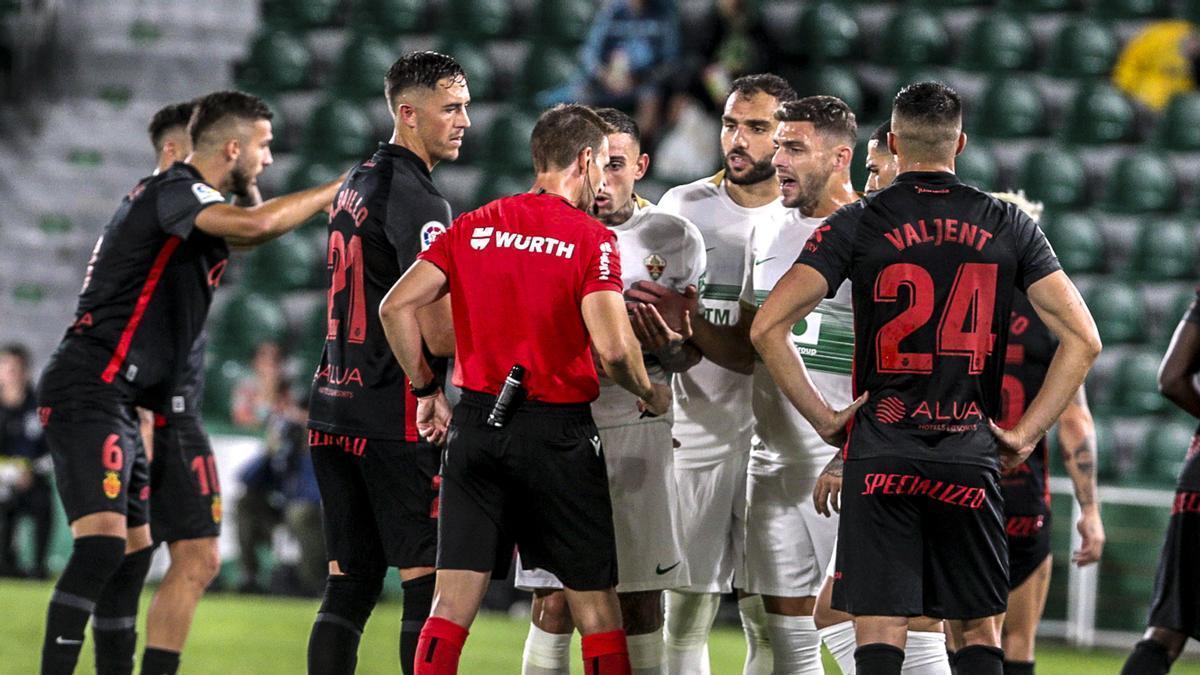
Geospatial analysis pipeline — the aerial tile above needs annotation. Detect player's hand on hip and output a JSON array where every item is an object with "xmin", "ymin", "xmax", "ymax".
[
  {"xmin": 638, "ymin": 382, "xmax": 672, "ymax": 418},
  {"xmin": 1073, "ymin": 510, "xmax": 1105, "ymax": 566},
  {"xmin": 631, "ymin": 303, "xmax": 691, "ymax": 351},
  {"xmin": 988, "ymin": 419, "xmax": 1035, "ymax": 471},
  {"xmin": 813, "ymin": 454, "xmax": 844, "ymax": 517},
  {"xmin": 626, "ymin": 281, "xmax": 699, "ymax": 333},
  {"xmin": 416, "ymin": 390, "xmax": 452, "ymax": 447},
  {"xmin": 816, "ymin": 392, "xmax": 868, "ymax": 448}
]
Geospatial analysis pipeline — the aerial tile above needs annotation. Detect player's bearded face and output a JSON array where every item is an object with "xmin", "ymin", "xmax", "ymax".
[
  {"xmin": 228, "ymin": 120, "xmax": 273, "ymax": 197},
  {"xmin": 723, "ymin": 148, "xmax": 775, "ymax": 185},
  {"xmin": 721, "ymin": 92, "xmax": 780, "ymax": 186}
]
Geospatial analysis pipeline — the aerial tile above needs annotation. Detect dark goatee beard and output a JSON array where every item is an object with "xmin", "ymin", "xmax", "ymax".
[
  {"xmin": 724, "ymin": 153, "xmax": 776, "ymax": 186},
  {"xmin": 228, "ymin": 165, "xmax": 252, "ymax": 199}
]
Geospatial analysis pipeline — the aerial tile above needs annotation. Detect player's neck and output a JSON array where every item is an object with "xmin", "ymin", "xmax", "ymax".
[
  {"xmin": 601, "ymin": 199, "xmax": 636, "ymax": 227},
  {"xmin": 807, "ymin": 173, "xmax": 857, "ymax": 220},
  {"xmin": 531, "ymin": 172, "xmax": 582, "ymax": 208},
  {"xmin": 896, "ymin": 157, "xmax": 955, "ymax": 175},
  {"xmin": 389, "ymin": 128, "xmax": 436, "ymax": 172},
  {"xmin": 725, "ymin": 177, "xmax": 779, "ymax": 209},
  {"xmin": 185, "ymin": 154, "xmax": 231, "ymax": 194}
]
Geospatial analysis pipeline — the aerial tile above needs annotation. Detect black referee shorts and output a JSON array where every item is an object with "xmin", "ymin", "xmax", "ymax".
[
  {"xmin": 832, "ymin": 455, "xmax": 1008, "ymax": 620},
  {"xmin": 437, "ymin": 390, "xmax": 617, "ymax": 592}
]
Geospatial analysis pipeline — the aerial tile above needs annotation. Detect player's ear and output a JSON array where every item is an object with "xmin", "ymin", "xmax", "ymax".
[
  {"xmin": 397, "ymin": 102, "xmax": 418, "ymax": 129},
  {"xmin": 634, "ymin": 152, "xmax": 650, "ymax": 181},
  {"xmin": 578, "ymin": 146, "xmax": 593, "ymax": 175},
  {"xmin": 834, "ymin": 144, "xmax": 852, "ymax": 172},
  {"xmin": 887, "ymin": 131, "xmax": 898, "ymax": 157},
  {"xmin": 224, "ymin": 136, "xmax": 240, "ymax": 163},
  {"xmin": 955, "ymin": 131, "xmax": 967, "ymax": 156}
]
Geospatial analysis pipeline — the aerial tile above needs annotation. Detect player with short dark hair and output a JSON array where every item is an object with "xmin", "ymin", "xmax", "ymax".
[
  {"xmin": 1120, "ymin": 293, "xmax": 1200, "ymax": 675},
  {"xmin": 380, "ymin": 102, "xmax": 671, "ymax": 675},
  {"xmin": 36, "ymin": 89, "xmax": 339, "ymax": 675},
  {"xmin": 147, "ymin": 102, "xmax": 195, "ymax": 165},
  {"xmin": 304, "ymin": 50, "xmax": 468, "ymax": 675},
  {"xmin": 750, "ymin": 81, "xmax": 1102, "ymax": 675},
  {"xmin": 865, "ymin": 121, "xmax": 897, "ymax": 194}
]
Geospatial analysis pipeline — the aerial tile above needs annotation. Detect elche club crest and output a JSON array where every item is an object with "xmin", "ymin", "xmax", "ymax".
[{"xmin": 643, "ymin": 253, "xmax": 666, "ymax": 281}]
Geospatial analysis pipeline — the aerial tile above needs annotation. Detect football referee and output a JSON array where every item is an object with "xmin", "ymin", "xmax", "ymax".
[{"xmin": 380, "ymin": 103, "xmax": 670, "ymax": 675}]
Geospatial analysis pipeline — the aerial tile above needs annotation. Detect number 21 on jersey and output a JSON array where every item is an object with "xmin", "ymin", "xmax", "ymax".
[{"xmin": 327, "ymin": 231, "xmax": 366, "ymax": 344}]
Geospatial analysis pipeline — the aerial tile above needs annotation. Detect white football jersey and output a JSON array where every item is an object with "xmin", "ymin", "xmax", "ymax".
[
  {"xmin": 592, "ymin": 197, "xmax": 707, "ymax": 429},
  {"xmin": 658, "ymin": 173, "xmax": 789, "ymax": 467},
  {"xmin": 740, "ymin": 207, "xmax": 854, "ymax": 475}
]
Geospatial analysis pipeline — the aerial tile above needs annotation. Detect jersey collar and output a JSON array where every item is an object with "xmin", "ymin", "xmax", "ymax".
[
  {"xmin": 893, "ymin": 171, "xmax": 961, "ymax": 187},
  {"xmin": 378, "ymin": 143, "xmax": 432, "ymax": 178}
]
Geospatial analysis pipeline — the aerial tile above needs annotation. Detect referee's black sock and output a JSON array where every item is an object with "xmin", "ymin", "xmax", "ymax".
[
  {"xmin": 41, "ymin": 535, "xmax": 126, "ymax": 675},
  {"xmin": 855, "ymin": 643, "xmax": 904, "ymax": 675},
  {"xmin": 93, "ymin": 546, "xmax": 154, "ymax": 675},
  {"xmin": 955, "ymin": 645, "xmax": 1004, "ymax": 675},
  {"xmin": 140, "ymin": 647, "xmax": 181, "ymax": 675},
  {"xmin": 307, "ymin": 571, "xmax": 384, "ymax": 675},
  {"xmin": 400, "ymin": 573, "xmax": 435, "ymax": 675},
  {"xmin": 1121, "ymin": 639, "xmax": 1171, "ymax": 675},
  {"xmin": 1004, "ymin": 660, "xmax": 1035, "ymax": 675}
]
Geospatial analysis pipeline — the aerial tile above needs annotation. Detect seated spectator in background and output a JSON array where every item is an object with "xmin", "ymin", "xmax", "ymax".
[
  {"xmin": 267, "ymin": 380, "xmax": 323, "ymax": 598},
  {"xmin": 1113, "ymin": 19, "xmax": 1198, "ymax": 111},
  {"xmin": 544, "ymin": 0, "xmax": 679, "ymax": 144},
  {"xmin": 0, "ymin": 344, "xmax": 53, "ymax": 579},
  {"xmin": 231, "ymin": 341, "xmax": 286, "ymax": 431}
]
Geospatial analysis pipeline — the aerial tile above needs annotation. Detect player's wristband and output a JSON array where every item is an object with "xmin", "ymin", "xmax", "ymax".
[{"xmin": 410, "ymin": 378, "xmax": 441, "ymax": 398}]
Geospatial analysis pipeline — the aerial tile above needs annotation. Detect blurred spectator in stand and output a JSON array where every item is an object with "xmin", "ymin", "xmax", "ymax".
[
  {"xmin": 233, "ymin": 437, "xmax": 282, "ymax": 594},
  {"xmin": 0, "ymin": 343, "xmax": 53, "ymax": 579},
  {"xmin": 231, "ymin": 341, "xmax": 286, "ymax": 431},
  {"xmin": 268, "ymin": 380, "xmax": 323, "ymax": 597},
  {"xmin": 1113, "ymin": 20, "xmax": 1198, "ymax": 112}
]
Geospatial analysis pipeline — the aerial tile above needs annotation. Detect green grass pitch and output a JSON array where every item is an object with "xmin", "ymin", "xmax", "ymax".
[{"xmin": 1, "ymin": 578, "xmax": 1196, "ymax": 673}]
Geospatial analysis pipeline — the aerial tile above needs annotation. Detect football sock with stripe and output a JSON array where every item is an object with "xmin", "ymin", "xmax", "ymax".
[
  {"xmin": 41, "ymin": 535, "xmax": 126, "ymax": 675},
  {"xmin": 903, "ymin": 630, "xmax": 951, "ymax": 674},
  {"xmin": 522, "ymin": 623, "xmax": 572, "ymax": 674},
  {"xmin": 94, "ymin": 546, "xmax": 154, "ymax": 675},
  {"xmin": 414, "ymin": 617, "xmax": 469, "ymax": 675},
  {"xmin": 307, "ymin": 571, "xmax": 384, "ymax": 675},
  {"xmin": 139, "ymin": 647, "xmax": 180, "ymax": 675},
  {"xmin": 818, "ymin": 621, "xmax": 858, "ymax": 674},
  {"xmin": 737, "ymin": 595, "xmax": 773, "ymax": 675},
  {"xmin": 954, "ymin": 645, "xmax": 1004, "ymax": 675},
  {"xmin": 627, "ymin": 630, "xmax": 665, "ymax": 674},
  {"xmin": 1120, "ymin": 639, "xmax": 1171, "ymax": 675},
  {"xmin": 664, "ymin": 590, "xmax": 717, "ymax": 675},
  {"xmin": 581, "ymin": 629, "xmax": 631, "ymax": 675},
  {"xmin": 856, "ymin": 643, "xmax": 905, "ymax": 675},
  {"xmin": 766, "ymin": 614, "xmax": 823, "ymax": 674},
  {"xmin": 400, "ymin": 574, "xmax": 436, "ymax": 675}
]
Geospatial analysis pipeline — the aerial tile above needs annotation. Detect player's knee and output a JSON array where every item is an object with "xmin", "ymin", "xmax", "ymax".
[
  {"xmin": 958, "ymin": 615, "xmax": 1003, "ymax": 648},
  {"xmin": 320, "ymin": 566, "xmax": 386, "ymax": 629},
  {"xmin": 170, "ymin": 539, "xmax": 220, "ymax": 589},
  {"xmin": 619, "ymin": 591, "xmax": 664, "ymax": 635},
  {"xmin": 1146, "ymin": 628, "xmax": 1188, "ymax": 662},
  {"xmin": 532, "ymin": 590, "xmax": 575, "ymax": 634}
]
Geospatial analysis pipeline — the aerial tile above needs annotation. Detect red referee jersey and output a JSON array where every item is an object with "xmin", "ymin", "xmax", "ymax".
[{"xmin": 418, "ymin": 192, "xmax": 622, "ymax": 404}]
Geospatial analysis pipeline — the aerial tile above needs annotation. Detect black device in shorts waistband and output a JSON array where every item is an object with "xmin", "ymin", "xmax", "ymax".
[{"xmin": 459, "ymin": 389, "xmax": 592, "ymax": 420}]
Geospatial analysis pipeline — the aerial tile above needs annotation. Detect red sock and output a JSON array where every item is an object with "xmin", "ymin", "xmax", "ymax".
[
  {"xmin": 413, "ymin": 617, "xmax": 468, "ymax": 675},
  {"xmin": 581, "ymin": 629, "xmax": 631, "ymax": 675}
]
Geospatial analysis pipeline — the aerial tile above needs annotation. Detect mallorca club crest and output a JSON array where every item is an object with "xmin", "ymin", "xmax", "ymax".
[
  {"xmin": 643, "ymin": 253, "xmax": 666, "ymax": 281},
  {"xmin": 211, "ymin": 496, "xmax": 223, "ymax": 524},
  {"xmin": 102, "ymin": 471, "xmax": 122, "ymax": 500}
]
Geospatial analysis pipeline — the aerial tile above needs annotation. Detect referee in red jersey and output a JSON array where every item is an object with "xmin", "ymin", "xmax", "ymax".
[{"xmin": 380, "ymin": 104, "xmax": 671, "ymax": 675}]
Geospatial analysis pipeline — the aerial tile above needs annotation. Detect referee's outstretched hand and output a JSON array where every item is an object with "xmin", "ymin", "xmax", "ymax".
[
  {"xmin": 416, "ymin": 390, "xmax": 452, "ymax": 447},
  {"xmin": 989, "ymin": 419, "xmax": 1036, "ymax": 471}
]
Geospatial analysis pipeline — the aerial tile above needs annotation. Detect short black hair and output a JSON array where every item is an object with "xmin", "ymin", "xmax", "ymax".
[
  {"xmin": 148, "ymin": 101, "xmax": 195, "ymax": 152},
  {"xmin": 775, "ymin": 95, "xmax": 857, "ymax": 147},
  {"xmin": 385, "ymin": 51, "xmax": 466, "ymax": 110},
  {"xmin": 893, "ymin": 81, "xmax": 962, "ymax": 127},
  {"xmin": 592, "ymin": 107, "xmax": 640, "ymax": 145},
  {"xmin": 730, "ymin": 73, "xmax": 797, "ymax": 104},
  {"xmin": 0, "ymin": 343, "xmax": 30, "ymax": 369},
  {"xmin": 870, "ymin": 120, "xmax": 891, "ymax": 145},
  {"xmin": 188, "ymin": 91, "xmax": 273, "ymax": 147},
  {"xmin": 530, "ymin": 104, "xmax": 615, "ymax": 174}
]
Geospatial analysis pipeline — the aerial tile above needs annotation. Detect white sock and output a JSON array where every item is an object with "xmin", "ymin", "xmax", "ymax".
[
  {"xmin": 902, "ymin": 630, "xmax": 950, "ymax": 675},
  {"xmin": 665, "ymin": 590, "xmax": 718, "ymax": 675},
  {"xmin": 819, "ymin": 621, "xmax": 857, "ymax": 674},
  {"xmin": 766, "ymin": 614, "xmax": 824, "ymax": 674},
  {"xmin": 738, "ymin": 595, "xmax": 774, "ymax": 675},
  {"xmin": 628, "ymin": 630, "xmax": 666, "ymax": 675},
  {"xmin": 521, "ymin": 624, "xmax": 572, "ymax": 675}
]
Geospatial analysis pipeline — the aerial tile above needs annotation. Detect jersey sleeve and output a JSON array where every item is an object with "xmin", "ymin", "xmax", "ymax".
[
  {"xmin": 157, "ymin": 178, "xmax": 224, "ymax": 238},
  {"xmin": 385, "ymin": 173, "xmax": 452, "ymax": 269},
  {"xmin": 1011, "ymin": 208, "xmax": 1062, "ymax": 292},
  {"xmin": 794, "ymin": 201, "xmax": 861, "ymax": 299},
  {"xmin": 582, "ymin": 228, "xmax": 623, "ymax": 296},
  {"xmin": 417, "ymin": 212, "xmax": 458, "ymax": 275}
]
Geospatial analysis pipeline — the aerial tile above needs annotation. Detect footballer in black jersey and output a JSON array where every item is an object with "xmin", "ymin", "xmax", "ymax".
[{"xmin": 752, "ymin": 83, "xmax": 1100, "ymax": 671}]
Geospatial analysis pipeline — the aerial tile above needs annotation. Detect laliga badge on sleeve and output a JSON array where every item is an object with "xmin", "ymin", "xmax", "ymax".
[{"xmin": 191, "ymin": 183, "xmax": 225, "ymax": 205}]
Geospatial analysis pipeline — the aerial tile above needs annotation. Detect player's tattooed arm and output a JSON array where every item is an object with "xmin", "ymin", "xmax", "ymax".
[
  {"xmin": 1058, "ymin": 385, "xmax": 1105, "ymax": 565},
  {"xmin": 1158, "ymin": 310, "xmax": 1200, "ymax": 419},
  {"xmin": 813, "ymin": 453, "xmax": 844, "ymax": 517}
]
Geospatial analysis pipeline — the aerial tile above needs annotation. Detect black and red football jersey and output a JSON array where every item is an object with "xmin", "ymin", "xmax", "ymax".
[
  {"xmin": 307, "ymin": 144, "xmax": 452, "ymax": 441},
  {"xmin": 796, "ymin": 171, "xmax": 1061, "ymax": 469},
  {"xmin": 998, "ymin": 292, "xmax": 1055, "ymax": 512},
  {"xmin": 41, "ymin": 162, "xmax": 227, "ymax": 405}
]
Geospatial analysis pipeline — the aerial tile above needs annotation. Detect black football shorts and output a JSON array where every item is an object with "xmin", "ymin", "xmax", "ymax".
[
  {"xmin": 832, "ymin": 455, "xmax": 1008, "ymax": 620},
  {"xmin": 437, "ymin": 390, "xmax": 617, "ymax": 592},
  {"xmin": 1147, "ymin": 448, "xmax": 1200, "ymax": 639},
  {"xmin": 1005, "ymin": 509, "xmax": 1052, "ymax": 591},
  {"xmin": 150, "ymin": 413, "xmax": 222, "ymax": 543},
  {"xmin": 310, "ymin": 431, "xmax": 441, "ymax": 573}
]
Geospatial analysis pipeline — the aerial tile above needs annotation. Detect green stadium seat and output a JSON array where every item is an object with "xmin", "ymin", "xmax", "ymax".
[
  {"xmin": 793, "ymin": 3, "xmax": 859, "ymax": 61},
  {"xmin": 1157, "ymin": 94, "xmax": 1200, "ymax": 151},
  {"xmin": 974, "ymin": 76, "xmax": 1046, "ymax": 138},
  {"xmin": 1001, "ymin": 0, "xmax": 1076, "ymax": 11},
  {"xmin": 474, "ymin": 173, "xmax": 531, "ymax": 207},
  {"xmin": 239, "ymin": 31, "xmax": 310, "ymax": 92},
  {"xmin": 1106, "ymin": 151, "xmax": 1179, "ymax": 213},
  {"xmin": 442, "ymin": 0, "xmax": 510, "ymax": 38},
  {"xmin": 261, "ymin": 0, "xmax": 339, "ymax": 29},
  {"xmin": 518, "ymin": 45, "xmax": 578, "ymax": 104},
  {"xmin": 210, "ymin": 293, "xmax": 288, "ymax": 362},
  {"xmin": 1129, "ymin": 219, "xmax": 1197, "ymax": 280},
  {"xmin": 202, "ymin": 359, "xmax": 250, "ymax": 424},
  {"xmin": 1048, "ymin": 18, "xmax": 1119, "ymax": 78},
  {"xmin": 1110, "ymin": 349, "xmax": 1167, "ymax": 413},
  {"xmin": 304, "ymin": 98, "xmax": 374, "ymax": 161},
  {"xmin": 1135, "ymin": 420, "xmax": 1191, "ymax": 485},
  {"xmin": 964, "ymin": 12, "xmax": 1034, "ymax": 72},
  {"xmin": 1062, "ymin": 82, "xmax": 1135, "ymax": 145},
  {"xmin": 1020, "ymin": 148, "xmax": 1086, "ymax": 210},
  {"xmin": 1086, "ymin": 281, "xmax": 1146, "ymax": 344},
  {"xmin": 955, "ymin": 143, "xmax": 999, "ymax": 191},
  {"xmin": 531, "ymin": 0, "xmax": 594, "ymax": 44},
  {"xmin": 246, "ymin": 235, "xmax": 322, "ymax": 293},
  {"xmin": 438, "ymin": 42, "xmax": 494, "ymax": 102},
  {"xmin": 352, "ymin": 0, "xmax": 424, "ymax": 34},
  {"xmin": 287, "ymin": 161, "xmax": 344, "ymax": 194},
  {"xmin": 880, "ymin": 8, "xmax": 950, "ymax": 67},
  {"xmin": 1095, "ymin": 0, "xmax": 1169, "ymax": 18},
  {"xmin": 1041, "ymin": 211, "xmax": 1104, "ymax": 272},
  {"xmin": 795, "ymin": 66, "xmax": 863, "ymax": 116},
  {"xmin": 334, "ymin": 35, "xmax": 397, "ymax": 101},
  {"xmin": 37, "ymin": 213, "xmax": 72, "ymax": 236}
]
